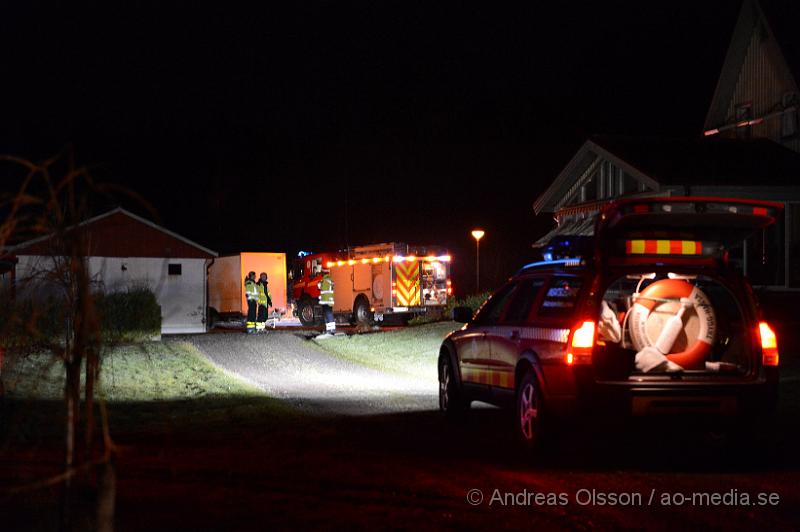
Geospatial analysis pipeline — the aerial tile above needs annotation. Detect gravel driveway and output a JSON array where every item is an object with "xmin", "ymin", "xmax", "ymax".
[{"xmin": 186, "ymin": 331, "xmax": 439, "ymax": 415}]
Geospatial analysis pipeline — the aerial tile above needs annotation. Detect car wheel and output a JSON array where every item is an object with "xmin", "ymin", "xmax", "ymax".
[
  {"xmin": 353, "ymin": 295, "xmax": 373, "ymax": 326},
  {"xmin": 516, "ymin": 369, "xmax": 543, "ymax": 447},
  {"xmin": 439, "ymin": 356, "xmax": 467, "ymax": 417},
  {"xmin": 298, "ymin": 299, "xmax": 316, "ymax": 326}
]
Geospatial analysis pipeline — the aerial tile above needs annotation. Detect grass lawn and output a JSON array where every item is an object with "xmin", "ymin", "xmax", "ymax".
[
  {"xmin": 2, "ymin": 341, "xmax": 291, "ymax": 437},
  {"xmin": 312, "ymin": 321, "xmax": 460, "ymax": 380},
  {"xmin": 4, "ymin": 341, "xmax": 262, "ymax": 401}
]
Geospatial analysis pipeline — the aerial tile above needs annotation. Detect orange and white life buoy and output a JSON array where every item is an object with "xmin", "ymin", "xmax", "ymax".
[{"xmin": 628, "ymin": 279, "xmax": 716, "ymax": 370}]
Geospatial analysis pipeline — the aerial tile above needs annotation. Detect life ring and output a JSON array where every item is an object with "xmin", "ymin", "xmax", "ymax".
[{"xmin": 627, "ymin": 279, "xmax": 716, "ymax": 370}]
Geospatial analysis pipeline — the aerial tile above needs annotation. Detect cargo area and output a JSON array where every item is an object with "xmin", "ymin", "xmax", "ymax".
[
  {"xmin": 208, "ymin": 252, "xmax": 287, "ymax": 318},
  {"xmin": 593, "ymin": 272, "xmax": 756, "ymax": 381}
]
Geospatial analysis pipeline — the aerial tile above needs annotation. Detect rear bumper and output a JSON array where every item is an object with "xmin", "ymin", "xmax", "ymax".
[{"xmin": 543, "ymin": 367, "xmax": 778, "ymax": 419}]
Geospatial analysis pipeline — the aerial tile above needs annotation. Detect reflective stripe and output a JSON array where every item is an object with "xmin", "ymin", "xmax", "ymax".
[
  {"xmin": 626, "ymin": 239, "xmax": 703, "ymax": 256},
  {"xmin": 463, "ymin": 368, "xmax": 514, "ymax": 388},
  {"xmin": 519, "ymin": 327, "xmax": 570, "ymax": 343},
  {"xmin": 319, "ymin": 274, "xmax": 334, "ymax": 305}
]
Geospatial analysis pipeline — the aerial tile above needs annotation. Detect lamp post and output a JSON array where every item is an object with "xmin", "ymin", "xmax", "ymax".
[{"xmin": 471, "ymin": 229, "xmax": 485, "ymax": 292}]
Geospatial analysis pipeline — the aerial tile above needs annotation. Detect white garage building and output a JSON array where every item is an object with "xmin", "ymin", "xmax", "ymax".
[{"xmin": 6, "ymin": 208, "xmax": 218, "ymax": 334}]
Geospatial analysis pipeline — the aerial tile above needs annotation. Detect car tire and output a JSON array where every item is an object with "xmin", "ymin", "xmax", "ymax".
[
  {"xmin": 515, "ymin": 369, "xmax": 544, "ymax": 448},
  {"xmin": 298, "ymin": 298, "xmax": 317, "ymax": 326},
  {"xmin": 439, "ymin": 356, "xmax": 468, "ymax": 417},
  {"xmin": 353, "ymin": 295, "xmax": 373, "ymax": 326}
]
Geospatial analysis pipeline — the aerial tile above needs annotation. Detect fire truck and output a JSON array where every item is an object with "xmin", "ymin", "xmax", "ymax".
[{"xmin": 289, "ymin": 243, "xmax": 452, "ymax": 326}]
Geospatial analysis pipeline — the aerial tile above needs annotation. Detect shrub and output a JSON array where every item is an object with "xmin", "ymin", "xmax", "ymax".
[
  {"xmin": 408, "ymin": 291, "xmax": 492, "ymax": 326},
  {"xmin": 0, "ymin": 294, "xmax": 70, "ymax": 350},
  {"xmin": 447, "ymin": 291, "xmax": 492, "ymax": 317},
  {"xmin": 95, "ymin": 286, "xmax": 161, "ymax": 342}
]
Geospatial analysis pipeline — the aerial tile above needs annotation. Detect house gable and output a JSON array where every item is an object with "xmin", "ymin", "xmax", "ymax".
[
  {"xmin": 7, "ymin": 208, "xmax": 217, "ymax": 259},
  {"xmin": 704, "ymin": 0, "xmax": 800, "ymax": 150},
  {"xmin": 533, "ymin": 139, "xmax": 660, "ymax": 215}
]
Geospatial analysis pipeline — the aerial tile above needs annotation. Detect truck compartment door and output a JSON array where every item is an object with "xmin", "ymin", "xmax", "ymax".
[{"xmin": 353, "ymin": 263, "xmax": 372, "ymax": 291}]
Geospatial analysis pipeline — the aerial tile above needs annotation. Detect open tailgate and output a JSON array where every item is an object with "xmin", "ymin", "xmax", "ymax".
[{"xmin": 596, "ymin": 197, "xmax": 783, "ymax": 264}]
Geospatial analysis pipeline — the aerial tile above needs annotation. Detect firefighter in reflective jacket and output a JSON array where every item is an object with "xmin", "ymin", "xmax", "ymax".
[
  {"xmin": 318, "ymin": 270, "xmax": 335, "ymax": 334},
  {"xmin": 256, "ymin": 272, "xmax": 272, "ymax": 332},
  {"xmin": 244, "ymin": 271, "xmax": 258, "ymax": 334}
]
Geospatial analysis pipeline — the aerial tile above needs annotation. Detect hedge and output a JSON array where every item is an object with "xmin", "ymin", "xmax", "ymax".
[
  {"xmin": 95, "ymin": 287, "xmax": 161, "ymax": 341},
  {"xmin": 0, "ymin": 286, "xmax": 161, "ymax": 346},
  {"xmin": 408, "ymin": 291, "xmax": 492, "ymax": 326}
]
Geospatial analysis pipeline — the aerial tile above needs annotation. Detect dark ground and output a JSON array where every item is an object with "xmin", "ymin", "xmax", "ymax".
[{"xmin": 2, "ymin": 315, "xmax": 800, "ymax": 530}]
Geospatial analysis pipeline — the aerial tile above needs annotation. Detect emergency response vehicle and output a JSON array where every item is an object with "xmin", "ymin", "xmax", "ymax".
[
  {"xmin": 440, "ymin": 197, "xmax": 782, "ymax": 447},
  {"xmin": 290, "ymin": 243, "xmax": 452, "ymax": 326}
]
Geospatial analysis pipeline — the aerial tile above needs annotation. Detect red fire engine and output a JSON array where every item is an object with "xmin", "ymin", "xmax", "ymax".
[{"xmin": 289, "ymin": 242, "xmax": 452, "ymax": 326}]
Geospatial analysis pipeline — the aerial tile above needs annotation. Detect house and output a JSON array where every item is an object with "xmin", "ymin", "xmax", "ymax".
[
  {"xmin": 4, "ymin": 208, "xmax": 218, "ymax": 334},
  {"xmin": 533, "ymin": 0, "xmax": 800, "ymax": 288},
  {"xmin": 704, "ymin": 0, "xmax": 800, "ymax": 150}
]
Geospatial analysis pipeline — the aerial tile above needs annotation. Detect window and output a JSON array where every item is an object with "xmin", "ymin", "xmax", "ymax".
[
  {"xmin": 292, "ymin": 261, "xmax": 304, "ymax": 281},
  {"xmin": 782, "ymin": 108, "xmax": 798, "ymax": 138},
  {"xmin": 789, "ymin": 204, "xmax": 800, "ymax": 287},
  {"xmin": 622, "ymin": 172, "xmax": 639, "ymax": 195},
  {"xmin": 311, "ymin": 257, "xmax": 323, "ymax": 276},
  {"xmin": 473, "ymin": 284, "xmax": 516, "ymax": 326},
  {"xmin": 582, "ymin": 173, "xmax": 598, "ymax": 201},
  {"xmin": 743, "ymin": 218, "xmax": 785, "ymax": 286},
  {"xmin": 538, "ymin": 276, "xmax": 584, "ymax": 319},
  {"xmin": 168, "ymin": 263, "xmax": 182, "ymax": 276},
  {"xmin": 502, "ymin": 278, "xmax": 545, "ymax": 324},
  {"xmin": 735, "ymin": 102, "xmax": 752, "ymax": 139}
]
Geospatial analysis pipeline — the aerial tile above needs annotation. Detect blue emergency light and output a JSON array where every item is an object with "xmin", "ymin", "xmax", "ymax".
[{"xmin": 542, "ymin": 235, "xmax": 593, "ymax": 262}]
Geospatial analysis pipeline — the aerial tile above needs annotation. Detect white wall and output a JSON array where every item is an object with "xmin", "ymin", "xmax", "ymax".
[{"xmin": 16, "ymin": 255, "xmax": 209, "ymax": 334}]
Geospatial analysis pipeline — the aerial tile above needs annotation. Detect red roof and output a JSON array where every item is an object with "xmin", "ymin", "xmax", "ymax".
[{"xmin": 8, "ymin": 208, "xmax": 217, "ymax": 259}]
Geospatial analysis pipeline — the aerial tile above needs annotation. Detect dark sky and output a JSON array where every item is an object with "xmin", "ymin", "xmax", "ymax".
[{"xmin": 0, "ymin": 1, "xmax": 741, "ymax": 292}]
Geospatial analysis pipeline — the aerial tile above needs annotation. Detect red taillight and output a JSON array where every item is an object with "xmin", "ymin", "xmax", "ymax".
[
  {"xmin": 567, "ymin": 320, "xmax": 595, "ymax": 365},
  {"xmin": 758, "ymin": 321, "xmax": 779, "ymax": 366}
]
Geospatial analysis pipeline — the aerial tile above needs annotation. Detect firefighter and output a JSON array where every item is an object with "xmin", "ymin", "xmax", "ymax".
[
  {"xmin": 318, "ymin": 268, "xmax": 335, "ymax": 337},
  {"xmin": 244, "ymin": 271, "xmax": 258, "ymax": 334},
  {"xmin": 256, "ymin": 272, "xmax": 272, "ymax": 332}
]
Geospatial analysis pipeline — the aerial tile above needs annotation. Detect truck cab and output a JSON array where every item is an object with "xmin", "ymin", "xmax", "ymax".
[{"xmin": 290, "ymin": 252, "xmax": 333, "ymax": 326}]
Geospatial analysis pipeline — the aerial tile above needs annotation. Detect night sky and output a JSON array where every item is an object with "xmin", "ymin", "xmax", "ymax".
[{"xmin": 1, "ymin": 1, "xmax": 741, "ymax": 293}]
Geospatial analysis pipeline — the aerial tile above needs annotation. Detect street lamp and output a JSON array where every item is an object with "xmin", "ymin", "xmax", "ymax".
[{"xmin": 471, "ymin": 229, "xmax": 485, "ymax": 292}]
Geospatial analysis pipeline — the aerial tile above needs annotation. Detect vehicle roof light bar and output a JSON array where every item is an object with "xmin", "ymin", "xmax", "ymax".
[
  {"xmin": 518, "ymin": 258, "xmax": 584, "ymax": 274},
  {"xmin": 326, "ymin": 254, "xmax": 451, "ymax": 268}
]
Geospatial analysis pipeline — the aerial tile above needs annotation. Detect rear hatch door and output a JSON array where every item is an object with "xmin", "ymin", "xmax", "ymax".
[{"xmin": 595, "ymin": 197, "xmax": 783, "ymax": 266}]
